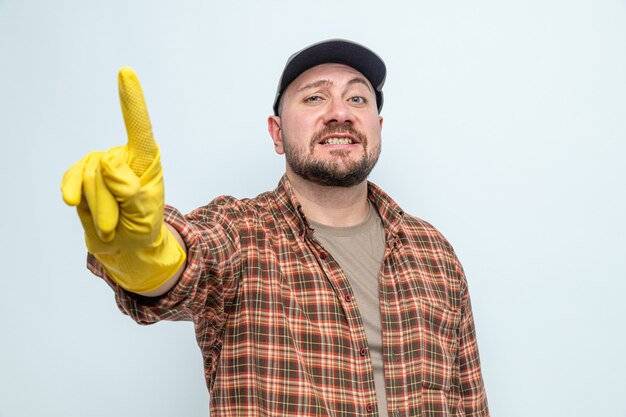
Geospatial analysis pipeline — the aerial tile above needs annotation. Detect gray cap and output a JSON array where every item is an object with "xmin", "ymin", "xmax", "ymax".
[{"xmin": 273, "ymin": 39, "xmax": 386, "ymax": 115}]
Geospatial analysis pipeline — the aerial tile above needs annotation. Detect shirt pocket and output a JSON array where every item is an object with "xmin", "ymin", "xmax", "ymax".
[{"xmin": 417, "ymin": 298, "xmax": 461, "ymax": 391}]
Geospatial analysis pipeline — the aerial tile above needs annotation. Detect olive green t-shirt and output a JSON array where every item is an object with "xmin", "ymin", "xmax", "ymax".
[{"xmin": 310, "ymin": 202, "xmax": 387, "ymax": 416}]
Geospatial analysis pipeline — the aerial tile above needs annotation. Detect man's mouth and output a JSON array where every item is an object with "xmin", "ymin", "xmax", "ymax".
[
  {"xmin": 310, "ymin": 123, "xmax": 366, "ymax": 150},
  {"xmin": 317, "ymin": 132, "xmax": 360, "ymax": 146},
  {"xmin": 321, "ymin": 137, "xmax": 355, "ymax": 145}
]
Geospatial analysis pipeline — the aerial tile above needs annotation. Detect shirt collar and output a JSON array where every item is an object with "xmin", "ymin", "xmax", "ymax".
[
  {"xmin": 366, "ymin": 180, "xmax": 405, "ymax": 238},
  {"xmin": 273, "ymin": 174, "xmax": 405, "ymax": 239}
]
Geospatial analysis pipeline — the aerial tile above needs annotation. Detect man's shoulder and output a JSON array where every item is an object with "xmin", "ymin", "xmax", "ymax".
[
  {"xmin": 399, "ymin": 211, "xmax": 451, "ymax": 243},
  {"xmin": 367, "ymin": 182, "xmax": 449, "ymax": 242},
  {"xmin": 401, "ymin": 211, "xmax": 441, "ymax": 233},
  {"xmin": 206, "ymin": 190, "xmax": 276, "ymax": 210},
  {"xmin": 182, "ymin": 189, "xmax": 278, "ymax": 220},
  {"xmin": 170, "ymin": 181, "xmax": 298, "ymax": 230},
  {"xmin": 196, "ymin": 176, "xmax": 294, "ymax": 214}
]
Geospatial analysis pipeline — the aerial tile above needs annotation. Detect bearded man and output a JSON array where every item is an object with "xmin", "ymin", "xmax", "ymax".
[{"xmin": 62, "ymin": 39, "xmax": 489, "ymax": 417}]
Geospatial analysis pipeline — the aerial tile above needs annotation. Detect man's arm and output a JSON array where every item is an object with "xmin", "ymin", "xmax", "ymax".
[{"xmin": 458, "ymin": 281, "xmax": 490, "ymax": 416}]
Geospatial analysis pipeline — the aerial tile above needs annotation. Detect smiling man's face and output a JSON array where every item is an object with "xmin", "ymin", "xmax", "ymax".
[{"xmin": 270, "ymin": 63, "xmax": 383, "ymax": 187}]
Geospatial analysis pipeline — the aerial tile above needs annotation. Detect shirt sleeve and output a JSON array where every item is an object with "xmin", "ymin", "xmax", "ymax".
[
  {"xmin": 457, "ymin": 269, "xmax": 490, "ymax": 416},
  {"xmin": 87, "ymin": 199, "xmax": 243, "ymax": 327}
]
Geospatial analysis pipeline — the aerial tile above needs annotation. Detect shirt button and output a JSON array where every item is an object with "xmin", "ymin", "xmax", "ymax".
[
  {"xmin": 366, "ymin": 404, "xmax": 374, "ymax": 412},
  {"xmin": 319, "ymin": 251, "xmax": 327, "ymax": 259},
  {"xmin": 344, "ymin": 294, "xmax": 352, "ymax": 302},
  {"xmin": 359, "ymin": 347, "xmax": 367, "ymax": 356}
]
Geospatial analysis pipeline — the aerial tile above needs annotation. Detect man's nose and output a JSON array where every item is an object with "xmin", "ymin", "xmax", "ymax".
[{"xmin": 323, "ymin": 97, "xmax": 354, "ymax": 125}]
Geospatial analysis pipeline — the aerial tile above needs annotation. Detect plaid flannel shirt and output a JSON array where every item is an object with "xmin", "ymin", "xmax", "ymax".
[{"xmin": 88, "ymin": 175, "xmax": 489, "ymax": 417}]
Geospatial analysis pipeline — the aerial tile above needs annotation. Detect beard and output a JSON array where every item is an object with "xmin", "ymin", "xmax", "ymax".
[{"xmin": 283, "ymin": 123, "xmax": 380, "ymax": 187}]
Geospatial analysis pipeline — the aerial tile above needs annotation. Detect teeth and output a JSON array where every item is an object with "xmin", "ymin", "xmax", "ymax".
[{"xmin": 324, "ymin": 138, "xmax": 353, "ymax": 145}]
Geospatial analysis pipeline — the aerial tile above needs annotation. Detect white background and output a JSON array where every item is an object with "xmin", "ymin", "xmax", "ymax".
[{"xmin": 1, "ymin": 1, "xmax": 625, "ymax": 416}]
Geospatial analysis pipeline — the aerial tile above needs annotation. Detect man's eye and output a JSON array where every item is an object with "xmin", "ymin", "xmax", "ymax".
[
  {"xmin": 349, "ymin": 96, "xmax": 366, "ymax": 104},
  {"xmin": 305, "ymin": 96, "xmax": 322, "ymax": 103}
]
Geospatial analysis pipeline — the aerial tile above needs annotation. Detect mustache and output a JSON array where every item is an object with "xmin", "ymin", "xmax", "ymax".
[{"xmin": 310, "ymin": 122, "xmax": 367, "ymax": 146}]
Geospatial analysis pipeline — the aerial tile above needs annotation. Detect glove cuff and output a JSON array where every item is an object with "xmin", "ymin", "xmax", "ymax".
[{"xmin": 94, "ymin": 224, "xmax": 186, "ymax": 293}]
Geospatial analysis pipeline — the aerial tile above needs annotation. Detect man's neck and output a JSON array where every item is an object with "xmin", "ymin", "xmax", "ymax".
[{"xmin": 286, "ymin": 172, "xmax": 370, "ymax": 228}]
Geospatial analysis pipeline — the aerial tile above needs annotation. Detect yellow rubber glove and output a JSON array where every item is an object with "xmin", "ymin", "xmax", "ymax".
[{"xmin": 62, "ymin": 67, "xmax": 186, "ymax": 293}]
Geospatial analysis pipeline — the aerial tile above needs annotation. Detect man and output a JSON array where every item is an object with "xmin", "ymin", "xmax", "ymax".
[{"xmin": 62, "ymin": 39, "xmax": 489, "ymax": 417}]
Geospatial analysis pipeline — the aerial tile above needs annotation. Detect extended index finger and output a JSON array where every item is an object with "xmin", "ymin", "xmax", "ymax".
[{"xmin": 118, "ymin": 67, "xmax": 158, "ymax": 176}]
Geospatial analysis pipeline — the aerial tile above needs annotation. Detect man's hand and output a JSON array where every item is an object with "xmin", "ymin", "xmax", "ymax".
[{"xmin": 62, "ymin": 68, "xmax": 185, "ymax": 293}]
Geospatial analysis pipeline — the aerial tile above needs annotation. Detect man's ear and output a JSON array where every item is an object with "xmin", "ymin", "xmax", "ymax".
[{"xmin": 267, "ymin": 115, "xmax": 285, "ymax": 154}]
